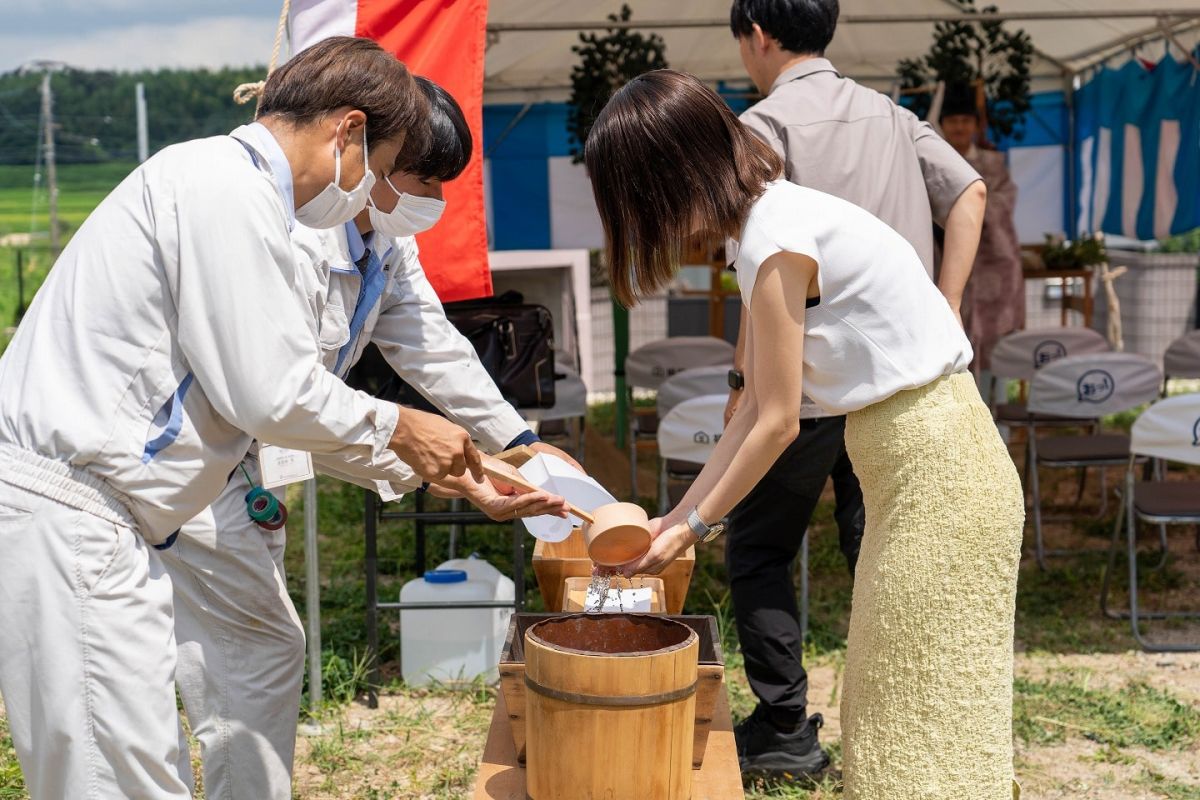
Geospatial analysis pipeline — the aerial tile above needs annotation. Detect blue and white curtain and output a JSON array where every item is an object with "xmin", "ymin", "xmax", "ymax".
[{"xmin": 1075, "ymin": 55, "xmax": 1200, "ymax": 240}]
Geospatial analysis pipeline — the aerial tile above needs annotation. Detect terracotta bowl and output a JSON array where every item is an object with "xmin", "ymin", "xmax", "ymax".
[{"xmin": 583, "ymin": 502, "xmax": 652, "ymax": 566}]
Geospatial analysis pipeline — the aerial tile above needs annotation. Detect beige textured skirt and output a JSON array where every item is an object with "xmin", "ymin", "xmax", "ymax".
[{"xmin": 841, "ymin": 372, "xmax": 1024, "ymax": 799}]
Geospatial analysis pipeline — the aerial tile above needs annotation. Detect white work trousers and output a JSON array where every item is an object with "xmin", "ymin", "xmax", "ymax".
[
  {"xmin": 0, "ymin": 451, "xmax": 190, "ymax": 800},
  {"xmin": 161, "ymin": 467, "xmax": 304, "ymax": 800}
]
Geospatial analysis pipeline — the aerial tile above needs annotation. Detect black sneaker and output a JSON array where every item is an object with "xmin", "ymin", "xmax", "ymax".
[{"xmin": 735, "ymin": 705, "xmax": 830, "ymax": 778}]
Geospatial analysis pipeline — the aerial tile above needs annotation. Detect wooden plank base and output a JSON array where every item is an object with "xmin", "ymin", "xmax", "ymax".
[{"xmin": 472, "ymin": 682, "xmax": 744, "ymax": 800}]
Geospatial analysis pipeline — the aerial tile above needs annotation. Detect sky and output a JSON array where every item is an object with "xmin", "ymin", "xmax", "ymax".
[{"xmin": 0, "ymin": 0, "xmax": 284, "ymax": 73}]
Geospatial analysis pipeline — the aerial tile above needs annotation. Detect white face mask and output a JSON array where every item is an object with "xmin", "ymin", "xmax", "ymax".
[
  {"xmin": 295, "ymin": 122, "xmax": 376, "ymax": 229},
  {"xmin": 368, "ymin": 175, "xmax": 447, "ymax": 237}
]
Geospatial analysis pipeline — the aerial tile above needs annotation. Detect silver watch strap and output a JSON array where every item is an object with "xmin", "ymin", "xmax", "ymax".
[{"xmin": 686, "ymin": 506, "xmax": 710, "ymax": 540}]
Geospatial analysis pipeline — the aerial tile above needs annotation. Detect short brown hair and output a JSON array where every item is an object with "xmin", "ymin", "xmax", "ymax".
[
  {"xmin": 259, "ymin": 36, "xmax": 429, "ymax": 154},
  {"xmin": 584, "ymin": 69, "xmax": 782, "ymax": 307}
]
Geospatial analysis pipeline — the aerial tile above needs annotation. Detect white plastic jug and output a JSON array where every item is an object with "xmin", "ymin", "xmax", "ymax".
[{"xmin": 399, "ymin": 556, "xmax": 514, "ymax": 687}]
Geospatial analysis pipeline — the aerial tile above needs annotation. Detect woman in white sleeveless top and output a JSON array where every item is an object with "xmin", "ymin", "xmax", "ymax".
[{"xmin": 586, "ymin": 70, "xmax": 1024, "ymax": 799}]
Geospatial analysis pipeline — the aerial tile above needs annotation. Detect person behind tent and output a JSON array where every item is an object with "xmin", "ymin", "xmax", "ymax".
[
  {"xmin": 0, "ymin": 38, "xmax": 494, "ymax": 800},
  {"xmin": 939, "ymin": 83, "xmax": 1025, "ymax": 401}
]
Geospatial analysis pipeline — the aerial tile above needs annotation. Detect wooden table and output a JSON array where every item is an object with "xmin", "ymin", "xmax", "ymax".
[
  {"xmin": 471, "ymin": 684, "xmax": 745, "ymax": 800},
  {"xmin": 1023, "ymin": 268, "xmax": 1094, "ymax": 327}
]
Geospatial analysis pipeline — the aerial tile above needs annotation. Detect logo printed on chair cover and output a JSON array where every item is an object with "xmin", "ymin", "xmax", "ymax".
[
  {"xmin": 692, "ymin": 430, "xmax": 721, "ymax": 445},
  {"xmin": 1033, "ymin": 340, "xmax": 1068, "ymax": 369},
  {"xmin": 1192, "ymin": 416, "xmax": 1200, "ymax": 446},
  {"xmin": 1076, "ymin": 369, "xmax": 1115, "ymax": 403}
]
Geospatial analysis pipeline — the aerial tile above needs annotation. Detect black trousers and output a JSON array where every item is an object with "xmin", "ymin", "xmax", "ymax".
[{"xmin": 725, "ymin": 415, "xmax": 865, "ymax": 716}]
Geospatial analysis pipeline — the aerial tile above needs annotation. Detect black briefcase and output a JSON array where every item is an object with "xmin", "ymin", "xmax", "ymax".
[{"xmin": 346, "ymin": 291, "xmax": 556, "ymax": 411}]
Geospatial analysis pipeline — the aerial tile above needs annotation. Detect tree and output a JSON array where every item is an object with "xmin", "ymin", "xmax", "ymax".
[
  {"xmin": 566, "ymin": 4, "xmax": 668, "ymax": 164},
  {"xmin": 897, "ymin": 0, "xmax": 1034, "ymax": 140}
]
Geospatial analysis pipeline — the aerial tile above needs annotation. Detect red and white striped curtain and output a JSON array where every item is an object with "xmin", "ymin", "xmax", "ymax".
[{"xmin": 291, "ymin": 0, "xmax": 493, "ymax": 302}]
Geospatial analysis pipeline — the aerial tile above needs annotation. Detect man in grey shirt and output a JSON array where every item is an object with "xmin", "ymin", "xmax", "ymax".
[{"xmin": 724, "ymin": 0, "xmax": 986, "ymax": 779}]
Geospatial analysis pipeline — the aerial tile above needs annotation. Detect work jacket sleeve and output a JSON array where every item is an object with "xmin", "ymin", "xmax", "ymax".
[
  {"xmin": 371, "ymin": 238, "xmax": 530, "ymax": 453},
  {"xmin": 307, "ymin": 456, "xmax": 418, "ymax": 501},
  {"xmin": 164, "ymin": 170, "xmax": 399, "ymax": 464}
]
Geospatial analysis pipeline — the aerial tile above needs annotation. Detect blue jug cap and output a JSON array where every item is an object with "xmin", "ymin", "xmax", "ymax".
[{"xmin": 423, "ymin": 569, "xmax": 468, "ymax": 584}]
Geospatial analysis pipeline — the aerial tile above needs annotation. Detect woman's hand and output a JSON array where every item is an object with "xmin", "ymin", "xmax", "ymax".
[{"xmin": 617, "ymin": 518, "xmax": 697, "ymax": 578}]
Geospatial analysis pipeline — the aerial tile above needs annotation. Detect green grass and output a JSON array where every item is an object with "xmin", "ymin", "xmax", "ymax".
[
  {"xmin": 0, "ymin": 715, "xmax": 26, "ymax": 800},
  {"xmin": 0, "ymin": 161, "xmax": 134, "ymax": 352},
  {"xmin": 0, "ymin": 162, "xmax": 133, "ymax": 237},
  {"xmin": 1134, "ymin": 769, "xmax": 1200, "ymax": 800},
  {"xmin": 1014, "ymin": 675, "xmax": 1200, "ymax": 750}
]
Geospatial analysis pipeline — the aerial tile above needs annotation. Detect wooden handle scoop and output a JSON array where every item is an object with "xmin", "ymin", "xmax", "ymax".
[{"xmin": 480, "ymin": 458, "xmax": 596, "ymax": 525}]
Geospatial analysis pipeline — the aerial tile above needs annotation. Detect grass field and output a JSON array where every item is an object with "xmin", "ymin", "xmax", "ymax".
[
  {"xmin": 0, "ymin": 161, "xmax": 134, "ymax": 351},
  {"xmin": 0, "ymin": 163, "xmax": 1198, "ymax": 798}
]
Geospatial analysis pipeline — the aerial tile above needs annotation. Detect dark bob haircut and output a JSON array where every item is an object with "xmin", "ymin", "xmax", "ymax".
[
  {"xmin": 393, "ymin": 76, "xmax": 473, "ymax": 182},
  {"xmin": 259, "ymin": 36, "xmax": 429, "ymax": 155},
  {"xmin": 729, "ymin": 0, "xmax": 839, "ymax": 56},
  {"xmin": 584, "ymin": 70, "xmax": 782, "ymax": 307}
]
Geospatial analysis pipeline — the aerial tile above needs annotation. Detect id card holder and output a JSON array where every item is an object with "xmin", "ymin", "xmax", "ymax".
[{"xmin": 258, "ymin": 443, "xmax": 314, "ymax": 489}]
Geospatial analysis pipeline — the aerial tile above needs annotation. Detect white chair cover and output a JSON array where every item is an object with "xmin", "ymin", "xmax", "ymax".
[
  {"xmin": 990, "ymin": 328, "xmax": 1111, "ymax": 381},
  {"xmin": 656, "ymin": 366, "xmax": 730, "ymax": 418},
  {"xmin": 656, "ymin": 395, "xmax": 726, "ymax": 464},
  {"xmin": 625, "ymin": 336, "xmax": 734, "ymax": 391},
  {"xmin": 1130, "ymin": 394, "xmax": 1200, "ymax": 466},
  {"xmin": 1163, "ymin": 331, "xmax": 1200, "ymax": 379},
  {"xmin": 1028, "ymin": 352, "xmax": 1162, "ymax": 418}
]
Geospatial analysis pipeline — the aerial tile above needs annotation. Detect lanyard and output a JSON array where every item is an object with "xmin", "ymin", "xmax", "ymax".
[{"xmin": 333, "ymin": 246, "xmax": 388, "ymax": 377}]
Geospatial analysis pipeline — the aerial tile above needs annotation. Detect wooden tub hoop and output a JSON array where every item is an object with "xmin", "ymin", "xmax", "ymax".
[{"xmin": 524, "ymin": 675, "xmax": 698, "ymax": 708}]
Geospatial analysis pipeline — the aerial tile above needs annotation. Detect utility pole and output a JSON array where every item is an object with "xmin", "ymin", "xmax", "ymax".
[
  {"xmin": 40, "ymin": 73, "xmax": 60, "ymax": 258},
  {"xmin": 135, "ymin": 82, "xmax": 148, "ymax": 163}
]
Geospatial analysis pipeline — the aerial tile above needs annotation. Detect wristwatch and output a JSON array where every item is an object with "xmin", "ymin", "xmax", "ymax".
[
  {"xmin": 727, "ymin": 369, "xmax": 745, "ymax": 391},
  {"xmin": 686, "ymin": 506, "xmax": 726, "ymax": 544}
]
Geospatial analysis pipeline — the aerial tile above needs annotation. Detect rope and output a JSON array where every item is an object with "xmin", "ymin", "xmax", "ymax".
[{"xmin": 233, "ymin": 0, "xmax": 292, "ymax": 111}]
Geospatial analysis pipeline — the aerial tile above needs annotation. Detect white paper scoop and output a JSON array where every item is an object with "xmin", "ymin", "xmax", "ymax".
[{"xmin": 516, "ymin": 453, "xmax": 617, "ymax": 542}]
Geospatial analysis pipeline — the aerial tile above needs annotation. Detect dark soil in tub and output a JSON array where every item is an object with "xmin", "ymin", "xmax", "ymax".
[{"xmin": 528, "ymin": 613, "xmax": 695, "ymax": 655}]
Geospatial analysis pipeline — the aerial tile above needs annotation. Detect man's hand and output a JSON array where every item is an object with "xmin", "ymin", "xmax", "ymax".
[
  {"xmin": 617, "ymin": 517, "xmax": 696, "ymax": 578},
  {"xmin": 723, "ymin": 388, "xmax": 742, "ymax": 427},
  {"xmin": 456, "ymin": 472, "xmax": 569, "ymax": 522},
  {"xmin": 529, "ymin": 441, "xmax": 585, "ymax": 473},
  {"xmin": 389, "ymin": 406, "xmax": 483, "ymax": 482}
]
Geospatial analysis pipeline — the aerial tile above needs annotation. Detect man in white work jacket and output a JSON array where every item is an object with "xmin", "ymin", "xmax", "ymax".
[
  {"xmin": 165, "ymin": 77, "xmax": 575, "ymax": 798},
  {"xmin": 0, "ymin": 38, "xmax": 492, "ymax": 800}
]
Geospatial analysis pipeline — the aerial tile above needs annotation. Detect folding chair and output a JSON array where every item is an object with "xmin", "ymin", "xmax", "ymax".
[
  {"xmin": 1099, "ymin": 393, "xmax": 1200, "ymax": 651},
  {"xmin": 990, "ymin": 328, "xmax": 1111, "ymax": 480},
  {"xmin": 656, "ymin": 391, "xmax": 814, "ymax": 642},
  {"xmin": 525, "ymin": 363, "xmax": 588, "ymax": 463},
  {"xmin": 654, "ymin": 366, "xmax": 731, "ymax": 514},
  {"xmin": 625, "ymin": 336, "xmax": 734, "ymax": 499},
  {"xmin": 1163, "ymin": 330, "xmax": 1200, "ymax": 395},
  {"xmin": 1026, "ymin": 352, "xmax": 1162, "ymax": 570}
]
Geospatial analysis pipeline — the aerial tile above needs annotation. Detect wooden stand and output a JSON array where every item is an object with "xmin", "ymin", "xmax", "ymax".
[
  {"xmin": 471, "ymin": 685, "xmax": 744, "ymax": 799},
  {"xmin": 561, "ymin": 576, "xmax": 666, "ymax": 613},
  {"xmin": 533, "ymin": 529, "xmax": 695, "ymax": 613}
]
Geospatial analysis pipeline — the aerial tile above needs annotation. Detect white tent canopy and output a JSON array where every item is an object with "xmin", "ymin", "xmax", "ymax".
[{"xmin": 483, "ymin": 1, "xmax": 1200, "ymax": 102}]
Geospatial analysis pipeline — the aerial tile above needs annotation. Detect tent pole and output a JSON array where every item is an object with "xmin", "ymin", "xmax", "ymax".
[
  {"xmin": 487, "ymin": 10, "xmax": 1200, "ymax": 33},
  {"xmin": 613, "ymin": 296, "xmax": 629, "ymax": 451},
  {"xmin": 1065, "ymin": 70, "xmax": 1078, "ymax": 239}
]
